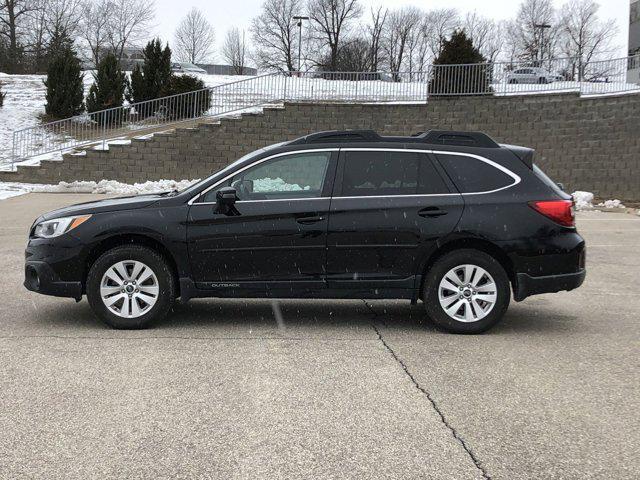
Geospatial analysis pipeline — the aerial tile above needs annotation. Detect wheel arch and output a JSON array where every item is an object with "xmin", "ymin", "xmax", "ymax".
[
  {"xmin": 418, "ymin": 237, "xmax": 516, "ymax": 298},
  {"xmin": 83, "ymin": 234, "xmax": 180, "ymax": 297}
]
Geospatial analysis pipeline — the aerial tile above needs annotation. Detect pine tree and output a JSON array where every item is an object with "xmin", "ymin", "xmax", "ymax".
[
  {"xmin": 128, "ymin": 39, "xmax": 172, "ymax": 104},
  {"xmin": 86, "ymin": 53, "xmax": 127, "ymax": 126},
  {"xmin": 429, "ymin": 30, "xmax": 491, "ymax": 95},
  {"xmin": 165, "ymin": 74, "xmax": 210, "ymax": 119},
  {"xmin": 128, "ymin": 64, "xmax": 145, "ymax": 103},
  {"xmin": 44, "ymin": 32, "xmax": 84, "ymax": 118}
]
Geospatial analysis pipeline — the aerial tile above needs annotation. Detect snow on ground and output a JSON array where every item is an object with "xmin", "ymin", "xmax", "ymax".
[
  {"xmin": 572, "ymin": 191, "xmax": 595, "ymax": 210},
  {"xmin": 0, "ymin": 178, "xmax": 199, "ymax": 200},
  {"xmin": 572, "ymin": 191, "xmax": 627, "ymax": 210},
  {"xmin": 596, "ymin": 199, "xmax": 625, "ymax": 208},
  {"xmin": 0, "ymin": 72, "xmax": 97, "ymax": 163}
]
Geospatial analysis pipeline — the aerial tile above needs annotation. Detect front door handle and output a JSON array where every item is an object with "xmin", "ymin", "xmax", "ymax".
[
  {"xmin": 296, "ymin": 215, "xmax": 324, "ymax": 224},
  {"xmin": 418, "ymin": 207, "xmax": 448, "ymax": 218}
]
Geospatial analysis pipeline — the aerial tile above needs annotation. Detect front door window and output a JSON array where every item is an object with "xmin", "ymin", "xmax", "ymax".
[{"xmin": 201, "ymin": 151, "xmax": 331, "ymax": 202}]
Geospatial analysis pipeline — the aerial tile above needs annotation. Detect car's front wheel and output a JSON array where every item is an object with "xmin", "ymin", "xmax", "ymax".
[
  {"xmin": 423, "ymin": 249, "xmax": 510, "ymax": 334},
  {"xmin": 87, "ymin": 245, "xmax": 176, "ymax": 329}
]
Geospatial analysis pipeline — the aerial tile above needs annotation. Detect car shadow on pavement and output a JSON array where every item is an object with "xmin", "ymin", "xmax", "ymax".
[{"xmin": 32, "ymin": 296, "xmax": 579, "ymax": 336}]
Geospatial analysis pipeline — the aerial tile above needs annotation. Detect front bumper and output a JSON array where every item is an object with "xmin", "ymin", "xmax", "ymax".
[
  {"xmin": 24, "ymin": 261, "xmax": 83, "ymax": 299},
  {"xmin": 514, "ymin": 269, "xmax": 586, "ymax": 302}
]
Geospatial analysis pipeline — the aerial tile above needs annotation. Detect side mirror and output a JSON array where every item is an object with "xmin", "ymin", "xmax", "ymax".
[{"xmin": 216, "ymin": 186, "xmax": 238, "ymax": 206}]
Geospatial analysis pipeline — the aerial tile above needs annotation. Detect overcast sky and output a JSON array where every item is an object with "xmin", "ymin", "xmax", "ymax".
[{"xmin": 152, "ymin": 0, "xmax": 631, "ymax": 61}]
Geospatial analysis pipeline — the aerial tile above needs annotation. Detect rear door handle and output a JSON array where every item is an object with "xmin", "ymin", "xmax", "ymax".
[
  {"xmin": 296, "ymin": 215, "xmax": 324, "ymax": 224},
  {"xmin": 418, "ymin": 207, "xmax": 448, "ymax": 218}
]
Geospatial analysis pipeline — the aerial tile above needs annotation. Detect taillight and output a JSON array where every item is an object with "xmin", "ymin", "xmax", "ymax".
[{"xmin": 528, "ymin": 200, "xmax": 575, "ymax": 227}]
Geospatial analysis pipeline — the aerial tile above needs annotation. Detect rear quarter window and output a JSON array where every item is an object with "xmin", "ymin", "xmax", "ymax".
[{"xmin": 436, "ymin": 154, "xmax": 516, "ymax": 193}]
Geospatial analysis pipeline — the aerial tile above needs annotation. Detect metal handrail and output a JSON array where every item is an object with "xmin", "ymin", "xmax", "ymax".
[{"xmin": 8, "ymin": 54, "xmax": 640, "ymax": 167}]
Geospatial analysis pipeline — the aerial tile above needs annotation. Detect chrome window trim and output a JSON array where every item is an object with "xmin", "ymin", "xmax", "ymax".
[
  {"xmin": 187, "ymin": 148, "xmax": 339, "ymax": 205},
  {"xmin": 188, "ymin": 147, "xmax": 521, "ymax": 205}
]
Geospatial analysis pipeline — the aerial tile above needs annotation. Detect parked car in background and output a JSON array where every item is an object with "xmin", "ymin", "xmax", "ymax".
[
  {"xmin": 311, "ymin": 71, "xmax": 395, "ymax": 81},
  {"xmin": 24, "ymin": 130, "xmax": 585, "ymax": 334},
  {"xmin": 506, "ymin": 67, "xmax": 557, "ymax": 84},
  {"xmin": 171, "ymin": 62, "xmax": 207, "ymax": 75}
]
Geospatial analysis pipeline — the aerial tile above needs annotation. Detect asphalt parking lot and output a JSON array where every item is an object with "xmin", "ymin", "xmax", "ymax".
[{"xmin": 0, "ymin": 193, "xmax": 638, "ymax": 479}]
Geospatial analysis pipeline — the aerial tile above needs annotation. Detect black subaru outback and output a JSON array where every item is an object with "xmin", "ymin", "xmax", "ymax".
[{"xmin": 24, "ymin": 130, "xmax": 586, "ymax": 333}]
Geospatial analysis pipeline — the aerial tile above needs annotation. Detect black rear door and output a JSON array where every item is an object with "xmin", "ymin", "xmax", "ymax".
[{"xmin": 325, "ymin": 148, "xmax": 463, "ymax": 294}]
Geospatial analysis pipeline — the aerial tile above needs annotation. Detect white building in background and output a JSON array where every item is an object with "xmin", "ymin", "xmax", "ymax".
[{"xmin": 630, "ymin": 0, "xmax": 640, "ymax": 83}]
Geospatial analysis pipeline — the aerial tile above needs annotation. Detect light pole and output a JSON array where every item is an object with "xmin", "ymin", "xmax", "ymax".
[
  {"xmin": 293, "ymin": 15, "xmax": 309, "ymax": 74},
  {"xmin": 534, "ymin": 23, "xmax": 551, "ymax": 66}
]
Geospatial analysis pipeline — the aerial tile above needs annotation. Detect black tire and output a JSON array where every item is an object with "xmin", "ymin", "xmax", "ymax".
[
  {"xmin": 86, "ymin": 245, "xmax": 175, "ymax": 329},
  {"xmin": 423, "ymin": 249, "xmax": 510, "ymax": 334}
]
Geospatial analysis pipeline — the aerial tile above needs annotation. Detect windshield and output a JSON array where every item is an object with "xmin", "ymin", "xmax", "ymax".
[{"xmin": 176, "ymin": 141, "xmax": 288, "ymax": 197}]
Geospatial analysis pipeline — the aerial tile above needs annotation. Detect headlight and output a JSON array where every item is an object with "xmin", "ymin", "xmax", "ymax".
[{"xmin": 33, "ymin": 215, "xmax": 91, "ymax": 238}]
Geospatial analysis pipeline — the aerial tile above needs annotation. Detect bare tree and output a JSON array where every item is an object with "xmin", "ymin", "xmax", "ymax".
[
  {"xmin": 383, "ymin": 6, "xmax": 421, "ymax": 73},
  {"xmin": 174, "ymin": 7, "xmax": 215, "ymax": 64},
  {"xmin": 106, "ymin": 0, "xmax": 155, "ymax": 61},
  {"xmin": 0, "ymin": 0, "xmax": 39, "ymax": 72},
  {"xmin": 463, "ymin": 11, "xmax": 503, "ymax": 62},
  {"xmin": 307, "ymin": 0, "xmax": 362, "ymax": 70},
  {"xmin": 78, "ymin": 0, "xmax": 111, "ymax": 68},
  {"xmin": 47, "ymin": 0, "xmax": 82, "ymax": 39},
  {"xmin": 558, "ymin": 0, "xmax": 617, "ymax": 78},
  {"xmin": 423, "ymin": 8, "xmax": 461, "ymax": 59},
  {"xmin": 23, "ymin": 0, "xmax": 47, "ymax": 70},
  {"xmin": 363, "ymin": 5, "xmax": 387, "ymax": 72},
  {"xmin": 509, "ymin": 0, "xmax": 560, "ymax": 62},
  {"xmin": 250, "ymin": 0, "xmax": 301, "ymax": 72},
  {"xmin": 222, "ymin": 27, "xmax": 248, "ymax": 75}
]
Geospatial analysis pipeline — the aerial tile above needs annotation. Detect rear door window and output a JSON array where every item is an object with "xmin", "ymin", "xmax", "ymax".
[
  {"xmin": 340, "ymin": 151, "xmax": 449, "ymax": 196},
  {"xmin": 435, "ymin": 153, "xmax": 515, "ymax": 193}
]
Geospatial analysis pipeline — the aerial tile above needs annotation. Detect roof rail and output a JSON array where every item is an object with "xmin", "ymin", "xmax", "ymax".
[
  {"xmin": 417, "ymin": 130, "xmax": 500, "ymax": 148},
  {"xmin": 287, "ymin": 129, "xmax": 501, "ymax": 148},
  {"xmin": 288, "ymin": 130, "xmax": 382, "ymax": 144}
]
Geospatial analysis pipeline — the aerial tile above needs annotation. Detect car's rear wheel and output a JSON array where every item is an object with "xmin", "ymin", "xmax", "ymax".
[
  {"xmin": 87, "ymin": 245, "xmax": 175, "ymax": 329},
  {"xmin": 423, "ymin": 249, "xmax": 510, "ymax": 334}
]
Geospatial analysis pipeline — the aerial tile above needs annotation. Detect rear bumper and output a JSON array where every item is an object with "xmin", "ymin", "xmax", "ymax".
[
  {"xmin": 514, "ymin": 269, "xmax": 586, "ymax": 302},
  {"xmin": 24, "ymin": 261, "xmax": 83, "ymax": 299}
]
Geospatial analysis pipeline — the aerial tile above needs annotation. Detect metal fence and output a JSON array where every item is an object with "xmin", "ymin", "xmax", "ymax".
[{"xmin": 8, "ymin": 54, "xmax": 640, "ymax": 166}]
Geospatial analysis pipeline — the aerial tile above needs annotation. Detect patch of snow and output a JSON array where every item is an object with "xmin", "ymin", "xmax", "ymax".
[
  {"xmin": 597, "ymin": 199, "xmax": 625, "ymax": 209},
  {"xmin": 0, "ymin": 73, "xmax": 96, "ymax": 162},
  {"xmin": 0, "ymin": 178, "xmax": 200, "ymax": 200},
  {"xmin": 572, "ymin": 191, "xmax": 594, "ymax": 210}
]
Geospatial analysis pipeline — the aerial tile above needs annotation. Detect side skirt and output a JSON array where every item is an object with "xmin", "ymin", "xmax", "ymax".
[{"xmin": 179, "ymin": 278, "xmax": 416, "ymax": 301}]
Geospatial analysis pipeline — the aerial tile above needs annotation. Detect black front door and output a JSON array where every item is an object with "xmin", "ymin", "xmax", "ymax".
[
  {"xmin": 187, "ymin": 150, "xmax": 336, "ymax": 292},
  {"xmin": 325, "ymin": 149, "xmax": 464, "ymax": 293}
]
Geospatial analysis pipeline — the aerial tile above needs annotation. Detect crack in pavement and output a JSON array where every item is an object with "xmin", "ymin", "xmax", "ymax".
[{"xmin": 363, "ymin": 300, "xmax": 491, "ymax": 480}]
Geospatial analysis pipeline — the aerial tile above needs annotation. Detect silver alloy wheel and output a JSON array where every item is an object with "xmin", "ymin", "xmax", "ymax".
[
  {"xmin": 100, "ymin": 260, "xmax": 159, "ymax": 318},
  {"xmin": 438, "ymin": 264, "xmax": 497, "ymax": 323}
]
